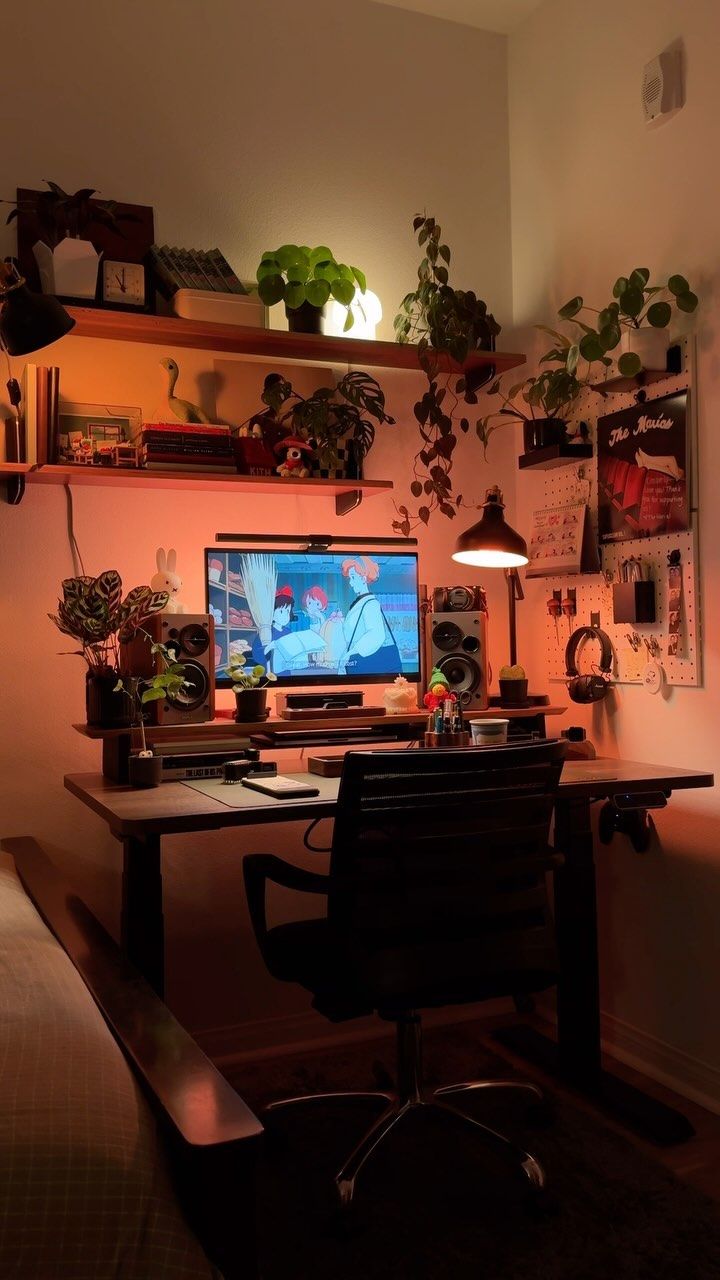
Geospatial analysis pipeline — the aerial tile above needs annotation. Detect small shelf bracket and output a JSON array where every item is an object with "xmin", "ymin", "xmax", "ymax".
[{"xmin": 335, "ymin": 488, "xmax": 363, "ymax": 518}]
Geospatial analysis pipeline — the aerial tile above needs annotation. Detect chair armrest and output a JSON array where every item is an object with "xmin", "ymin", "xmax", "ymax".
[{"xmin": 243, "ymin": 854, "xmax": 329, "ymax": 946}]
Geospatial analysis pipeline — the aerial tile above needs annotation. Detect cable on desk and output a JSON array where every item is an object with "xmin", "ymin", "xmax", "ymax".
[{"xmin": 303, "ymin": 819, "xmax": 332, "ymax": 853}]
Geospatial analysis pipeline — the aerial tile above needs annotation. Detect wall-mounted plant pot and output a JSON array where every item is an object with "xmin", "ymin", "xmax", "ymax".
[
  {"xmin": 522, "ymin": 418, "xmax": 567, "ymax": 453},
  {"xmin": 86, "ymin": 672, "xmax": 131, "ymax": 729},
  {"xmin": 286, "ymin": 301, "xmax": 325, "ymax": 334},
  {"xmin": 499, "ymin": 677, "xmax": 529, "ymax": 706},
  {"xmin": 234, "ymin": 688, "xmax": 269, "ymax": 723},
  {"xmin": 619, "ymin": 328, "xmax": 668, "ymax": 373},
  {"xmin": 128, "ymin": 753, "xmax": 163, "ymax": 788}
]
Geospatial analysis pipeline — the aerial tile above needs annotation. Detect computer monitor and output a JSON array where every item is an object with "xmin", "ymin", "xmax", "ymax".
[{"xmin": 206, "ymin": 548, "xmax": 421, "ymax": 687}]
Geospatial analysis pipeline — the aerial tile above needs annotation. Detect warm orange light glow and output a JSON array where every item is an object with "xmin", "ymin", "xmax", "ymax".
[{"xmin": 452, "ymin": 548, "xmax": 528, "ymax": 568}]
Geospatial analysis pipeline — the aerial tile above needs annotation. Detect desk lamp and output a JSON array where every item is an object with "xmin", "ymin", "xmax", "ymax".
[
  {"xmin": 1, "ymin": 257, "xmax": 75, "ymax": 501},
  {"xmin": 451, "ymin": 484, "xmax": 528, "ymax": 667}
]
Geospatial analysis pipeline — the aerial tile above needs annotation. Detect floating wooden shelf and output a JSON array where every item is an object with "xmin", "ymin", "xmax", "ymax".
[
  {"xmin": 0, "ymin": 462, "xmax": 34, "ymax": 475},
  {"xmin": 19, "ymin": 464, "xmax": 391, "ymax": 515},
  {"xmin": 590, "ymin": 369, "xmax": 673, "ymax": 397},
  {"xmin": 67, "ymin": 307, "xmax": 525, "ymax": 376},
  {"xmin": 518, "ymin": 443, "xmax": 593, "ymax": 470}
]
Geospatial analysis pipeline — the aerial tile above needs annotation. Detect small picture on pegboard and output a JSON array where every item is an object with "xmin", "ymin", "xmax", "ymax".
[{"xmin": 597, "ymin": 392, "xmax": 689, "ymax": 544}]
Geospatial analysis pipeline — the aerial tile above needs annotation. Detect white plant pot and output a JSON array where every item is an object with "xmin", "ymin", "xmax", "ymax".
[
  {"xmin": 34, "ymin": 236, "xmax": 101, "ymax": 300},
  {"xmin": 620, "ymin": 327, "xmax": 668, "ymax": 372}
]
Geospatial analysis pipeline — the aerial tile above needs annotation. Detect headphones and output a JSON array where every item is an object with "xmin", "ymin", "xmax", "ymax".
[{"xmin": 565, "ymin": 626, "xmax": 614, "ymax": 704}]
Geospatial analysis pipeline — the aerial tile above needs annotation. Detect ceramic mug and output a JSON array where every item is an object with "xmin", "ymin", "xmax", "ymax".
[{"xmin": 470, "ymin": 718, "xmax": 510, "ymax": 746}]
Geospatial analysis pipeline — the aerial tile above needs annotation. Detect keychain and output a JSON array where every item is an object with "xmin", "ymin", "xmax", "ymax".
[{"xmin": 642, "ymin": 636, "xmax": 665, "ymax": 695}]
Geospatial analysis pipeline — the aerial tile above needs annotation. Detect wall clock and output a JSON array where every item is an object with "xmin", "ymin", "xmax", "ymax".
[{"xmin": 101, "ymin": 259, "xmax": 148, "ymax": 309}]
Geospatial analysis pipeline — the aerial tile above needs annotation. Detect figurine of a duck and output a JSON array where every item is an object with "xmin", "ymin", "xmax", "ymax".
[{"xmin": 159, "ymin": 356, "xmax": 212, "ymax": 424}]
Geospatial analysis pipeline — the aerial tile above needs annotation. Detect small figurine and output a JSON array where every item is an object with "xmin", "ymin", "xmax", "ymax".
[
  {"xmin": 151, "ymin": 547, "xmax": 185, "ymax": 614},
  {"xmin": 383, "ymin": 675, "xmax": 419, "ymax": 715},
  {"xmin": 274, "ymin": 435, "xmax": 314, "ymax": 478},
  {"xmin": 159, "ymin": 356, "xmax": 212, "ymax": 424},
  {"xmin": 422, "ymin": 667, "xmax": 457, "ymax": 712}
]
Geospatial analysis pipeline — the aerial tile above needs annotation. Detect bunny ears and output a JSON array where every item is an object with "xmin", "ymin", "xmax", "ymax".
[{"xmin": 156, "ymin": 547, "xmax": 177, "ymax": 573}]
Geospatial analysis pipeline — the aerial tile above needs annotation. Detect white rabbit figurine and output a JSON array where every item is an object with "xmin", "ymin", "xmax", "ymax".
[{"xmin": 151, "ymin": 547, "xmax": 185, "ymax": 613}]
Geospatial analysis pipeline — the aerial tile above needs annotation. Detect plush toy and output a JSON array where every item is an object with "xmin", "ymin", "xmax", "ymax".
[
  {"xmin": 422, "ymin": 667, "xmax": 456, "ymax": 712},
  {"xmin": 151, "ymin": 547, "xmax": 185, "ymax": 614},
  {"xmin": 274, "ymin": 435, "xmax": 314, "ymax": 478}
]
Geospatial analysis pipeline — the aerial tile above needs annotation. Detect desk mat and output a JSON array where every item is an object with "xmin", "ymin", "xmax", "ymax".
[{"xmin": 182, "ymin": 773, "xmax": 338, "ymax": 810}]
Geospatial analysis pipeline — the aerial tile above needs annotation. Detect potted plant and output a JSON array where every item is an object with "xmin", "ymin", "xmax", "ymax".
[
  {"xmin": 558, "ymin": 269, "xmax": 699, "ymax": 376},
  {"xmin": 6, "ymin": 181, "xmax": 138, "ymax": 300},
  {"xmin": 226, "ymin": 642, "xmax": 277, "ymax": 723},
  {"xmin": 255, "ymin": 245, "xmax": 367, "ymax": 334},
  {"xmin": 113, "ymin": 635, "xmax": 188, "ymax": 786},
  {"xmin": 392, "ymin": 214, "xmax": 501, "ymax": 533},
  {"xmin": 498, "ymin": 663, "xmax": 528, "ymax": 707},
  {"xmin": 48, "ymin": 571, "xmax": 169, "ymax": 728},
  {"xmin": 476, "ymin": 359, "xmax": 586, "ymax": 456},
  {"xmin": 243, "ymin": 370, "xmax": 394, "ymax": 479}
]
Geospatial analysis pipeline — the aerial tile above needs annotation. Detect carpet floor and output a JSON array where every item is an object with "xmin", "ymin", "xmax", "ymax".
[{"xmin": 225, "ymin": 1021, "xmax": 720, "ymax": 1280}]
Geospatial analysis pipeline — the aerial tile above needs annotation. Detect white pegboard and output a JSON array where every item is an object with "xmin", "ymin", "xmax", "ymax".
[{"xmin": 538, "ymin": 338, "xmax": 701, "ymax": 688}]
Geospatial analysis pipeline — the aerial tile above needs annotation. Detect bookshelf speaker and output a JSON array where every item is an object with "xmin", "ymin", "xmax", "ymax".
[
  {"xmin": 121, "ymin": 614, "xmax": 215, "ymax": 725},
  {"xmin": 428, "ymin": 611, "xmax": 488, "ymax": 711}
]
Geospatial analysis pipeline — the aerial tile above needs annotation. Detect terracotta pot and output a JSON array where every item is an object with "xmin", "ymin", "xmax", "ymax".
[
  {"xmin": 234, "ymin": 687, "xmax": 269, "ymax": 723},
  {"xmin": 285, "ymin": 301, "xmax": 325, "ymax": 334},
  {"xmin": 522, "ymin": 419, "xmax": 567, "ymax": 453},
  {"xmin": 86, "ymin": 672, "xmax": 131, "ymax": 729}
]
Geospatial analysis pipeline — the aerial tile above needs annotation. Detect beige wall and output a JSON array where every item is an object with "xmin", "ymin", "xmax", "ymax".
[
  {"xmin": 509, "ymin": 0, "xmax": 720, "ymax": 1097},
  {"xmin": 0, "ymin": 1, "xmax": 516, "ymax": 1049}
]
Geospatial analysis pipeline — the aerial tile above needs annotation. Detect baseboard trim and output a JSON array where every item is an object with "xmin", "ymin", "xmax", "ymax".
[
  {"xmin": 196, "ymin": 998, "xmax": 514, "ymax": 1069},
  {"xmin": 600, "ymin": 1012, "xmax": 720, "ymax": 1118}
]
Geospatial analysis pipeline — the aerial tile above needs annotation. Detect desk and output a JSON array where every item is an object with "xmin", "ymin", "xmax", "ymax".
[{"xmin": 65, "ymin": 757, "xmax": 713, "ymax": 1145}]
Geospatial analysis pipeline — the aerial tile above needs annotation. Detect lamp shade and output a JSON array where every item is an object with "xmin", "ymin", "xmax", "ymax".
[
  {"xmin": 452, "ymin": 485, "xmax": 528, "ymax": 568},
  {"xmin": 0, "ymin": 281, "xmax": 75, "ymax": 356}
]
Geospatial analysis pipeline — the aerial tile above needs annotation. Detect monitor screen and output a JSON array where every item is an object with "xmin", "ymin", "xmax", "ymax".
[{"xmin": 206, "ymin": 549, "xmax": 421, "ymax": 686}]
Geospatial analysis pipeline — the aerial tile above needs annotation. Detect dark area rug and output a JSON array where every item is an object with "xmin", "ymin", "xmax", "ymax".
[{"xmin": 225, "ymin": 1022, "xmax": 720, "ymax": 1280}]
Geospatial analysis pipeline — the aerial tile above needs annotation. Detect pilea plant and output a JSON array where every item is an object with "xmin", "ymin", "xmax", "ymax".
[
  {"xmin": 113, "ymin": 634, "xmax": 188, "ymax": 754},
  {"xmin": 256, "ymin": 245, "xmax": 366, "ymax": 330},
  {"xmin": 393, "ymin": 214, "xmax": 501, "ymax": 533},
  {"xmin": 558, "ymin": 269, "xmax": 699, "ymax": 376}
]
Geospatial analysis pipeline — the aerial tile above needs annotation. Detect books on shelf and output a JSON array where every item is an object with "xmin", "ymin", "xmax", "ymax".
[
  {"xmin": 135, "ymin": 420, "xmax": 235, "ymax": 473},
  {"xmin": 19, "ymin": 364, "xmax": 60, "ymax": 465},
  {"xmin": 149, "ymin": 245, "xmax": 248, "ymax": 297}
]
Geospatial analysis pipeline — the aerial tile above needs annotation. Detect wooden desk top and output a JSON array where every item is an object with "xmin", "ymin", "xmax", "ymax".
[{"xmin": 64, "ymin": 758, "xmax": 714, "ymax": 838}]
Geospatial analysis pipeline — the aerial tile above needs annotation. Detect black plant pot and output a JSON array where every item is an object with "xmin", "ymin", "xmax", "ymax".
[
  {"xmin": 499, "ymin": 678, "xmax": 529, "ymax": 706},
  {"xmin": 234, "ymin": 688, "xmax": 269, "ymax": 723},
  {"xmin": 286, "ymin": 301, "xmax": 325, "ymax": 334},
  {"xmin": 523, "ymin": 418, "xmax": 567, "ymax": 452},
  {"xmin": 128, "ymin": 753, "xmax": 164, "ymax": 788},
  {"xmin": 86, "ymin": 672, "xmax": 131, "ymax": 729}
]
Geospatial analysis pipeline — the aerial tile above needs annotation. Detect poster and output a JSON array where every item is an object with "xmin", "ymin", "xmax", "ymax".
[{"xmin": 597, "ymin": 392, "xmax": 688, "ymax": 544}]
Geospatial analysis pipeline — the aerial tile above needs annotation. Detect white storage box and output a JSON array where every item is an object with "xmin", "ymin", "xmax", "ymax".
[{"xmin": 168, "ymin": 289, "xmax": 267, "ymax": 328}]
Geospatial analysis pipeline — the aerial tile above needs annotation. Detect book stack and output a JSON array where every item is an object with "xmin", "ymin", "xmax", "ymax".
[
  {"xmin": 149, "ymin": 246, "xmax": 247, "ymax": 299},
  {"xmin": 136, "ymin": 423, "xmax": 237, "ymax": 474},
  {"xmin": 14, "ymin": 364, "xmax": 60, "ymax": 465}
]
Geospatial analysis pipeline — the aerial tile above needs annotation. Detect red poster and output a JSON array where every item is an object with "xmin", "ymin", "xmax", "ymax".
[{"xmin": 597, "ymin": 392, "xmax": 688, "ymax": 544}]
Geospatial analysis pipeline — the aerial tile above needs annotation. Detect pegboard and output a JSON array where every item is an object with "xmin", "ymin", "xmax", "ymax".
[{"xmin": 536, "ymin": 338, "xmax": 701, "ymax": 688}]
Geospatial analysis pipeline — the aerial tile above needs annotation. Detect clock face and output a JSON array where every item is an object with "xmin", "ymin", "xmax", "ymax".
[{"xmin": 103, "ymin": 260, "xmax": 146, "ymax": 307}]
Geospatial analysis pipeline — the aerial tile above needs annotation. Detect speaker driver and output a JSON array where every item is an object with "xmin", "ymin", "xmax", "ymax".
[
  {"xmin": 436, "ymin": 654, "xmax": 480, "ymax": 697},
  {"xmin": 165, "ymin": 660, "xmax": 210, "ymax": 712},
  {"xmin": 432, "ymin": 620, "xmax": 464, "ymax": 652}
]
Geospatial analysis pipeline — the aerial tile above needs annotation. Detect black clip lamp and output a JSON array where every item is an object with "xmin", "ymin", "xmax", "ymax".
[
  {"xmin": 451, "ymin": 485, "xmax": 528, "ymax": 667},
  {"xmin": 1, "ymin": 258, "xmax": 75, "ymax": 502}
]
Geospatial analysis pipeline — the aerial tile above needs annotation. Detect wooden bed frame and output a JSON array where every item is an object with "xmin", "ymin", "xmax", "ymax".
[{"xmin": 1, "ymin": 836, "xmax": 263, "ymax": 1280}]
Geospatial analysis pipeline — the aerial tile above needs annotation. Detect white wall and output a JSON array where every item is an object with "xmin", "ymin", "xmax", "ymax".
[
  {"xmin": 0, "ymin": 0, "xmax": 516, "ymax": 1048},
  {"xmin": 509, "ymin": 0, "xmax": 720, "ymax": 1095}
]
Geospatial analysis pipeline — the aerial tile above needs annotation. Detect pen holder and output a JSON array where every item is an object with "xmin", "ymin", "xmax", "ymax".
[{"xmin": 424, "ymin": 731, "xmax": 470, "ymax": 748}]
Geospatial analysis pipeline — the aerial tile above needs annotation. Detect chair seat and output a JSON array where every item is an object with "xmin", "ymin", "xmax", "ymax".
[{"xmin": 264, "ymin": 917, "xmax": 557, "ymax": 1022}]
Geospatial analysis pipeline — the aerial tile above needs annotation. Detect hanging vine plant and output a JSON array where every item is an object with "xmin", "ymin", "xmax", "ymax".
[{"xmin": 392, "ymin": 214, "xmax": 501, "ymax": 535}]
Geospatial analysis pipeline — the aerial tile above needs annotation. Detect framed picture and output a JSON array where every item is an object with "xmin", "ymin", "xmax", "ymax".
[
  {"xmin": 597, "ymin": 392, "xmax": 689, "ymax": 544},
  {"xmin": 56, "ymin": 402, "xmax": 141, "ymax": 467}
]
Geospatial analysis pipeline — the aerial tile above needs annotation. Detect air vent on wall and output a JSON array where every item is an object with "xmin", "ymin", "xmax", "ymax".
[{"xmin": 642, "ymin": 49, "xmax": 684, "ymax": 124}]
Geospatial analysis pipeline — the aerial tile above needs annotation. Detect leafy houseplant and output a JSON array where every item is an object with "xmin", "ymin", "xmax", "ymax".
[
  {"xmin": 392, "ymin": 215, "xmax": 502, "ymax": 533},
  {"xmin": 247, "ymin": 370, "xmax": 394, "ymax": 477},
  {"xmin": 559, "ymin": 269, "xmax": 699, "ymax": 377},
  {"xmin": 477, "ymin": 361, "xmax": 586, "ymax": 457},
  {"xmin": 113, "ymin": 635, "xmax": 187, "ymax": 786},
  {"xmin": 256, "ymin": 245, "xmax": 367, "ymax": 334},
  {"xmin": 226, "ymin": 642, "xmax": 277, "ymax": 723},
  {"xmin": 48, "ymin": 571, "xmax": 169, "ymax": 728}
]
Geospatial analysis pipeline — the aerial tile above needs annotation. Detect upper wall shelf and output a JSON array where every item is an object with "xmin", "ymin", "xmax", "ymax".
[{"xmin": 66, "ymin": 307, "xmax": 526, "ymax": 376}]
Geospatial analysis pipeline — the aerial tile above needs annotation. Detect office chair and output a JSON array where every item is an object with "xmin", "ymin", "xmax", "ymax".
[{"xmin": 243, "ymin": 740, "xmax": 566, "ymax": 1207}]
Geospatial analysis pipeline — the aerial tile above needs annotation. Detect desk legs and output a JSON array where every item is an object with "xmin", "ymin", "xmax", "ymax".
[
  {"xmin": 120, "ymin": 835, "xmax": 164, "ymax": 998},
  {"xmin": 495, "ymin": 795, "xmax": 694, "ymax": 1146}
]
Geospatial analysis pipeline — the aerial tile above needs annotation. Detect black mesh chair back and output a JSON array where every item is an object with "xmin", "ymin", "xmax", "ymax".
[{"xmin": 327, "ymin": 741, "xmax": 566, "ymax": 1011}]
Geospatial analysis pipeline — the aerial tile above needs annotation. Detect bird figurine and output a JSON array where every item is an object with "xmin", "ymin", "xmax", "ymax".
[{"xmin": 159, "ymin": 356, "xmax": 212, "ymax": 424}]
